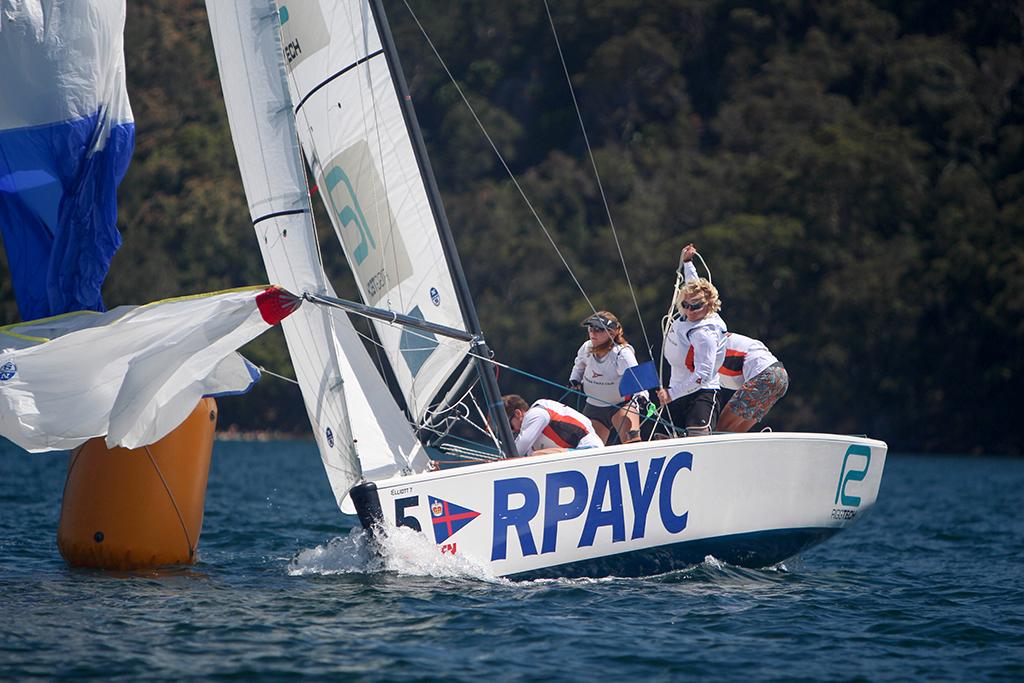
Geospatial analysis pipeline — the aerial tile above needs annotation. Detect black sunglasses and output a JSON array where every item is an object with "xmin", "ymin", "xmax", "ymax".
[{"xmin": 679, "ymin": 300, "xmax": 706, "ymax": 311}]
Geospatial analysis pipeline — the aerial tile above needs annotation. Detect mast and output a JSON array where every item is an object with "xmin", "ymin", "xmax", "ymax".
[{"xmin": 368, "ymin": 0, "xmax": 517, "ymax": 457}]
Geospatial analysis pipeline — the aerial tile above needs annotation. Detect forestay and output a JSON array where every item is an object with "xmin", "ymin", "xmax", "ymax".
[
  {"xmin": 275, "ymin": 0, "xmax": 472, "ymax": 422},
  {"xmin": 206, "ymin": 1, "xmax": 429, "ymax": 504}
]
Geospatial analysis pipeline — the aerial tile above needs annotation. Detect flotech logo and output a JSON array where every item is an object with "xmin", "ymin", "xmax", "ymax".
[
  {"xmin": 321, "ymin": 143, "xmax": 413, "ymax": 306},
  {"xmin": 277, "ymin": 2, "xmax": 329, "ymax": 69},
  {"xmin": 834, "ymin": 444, "xmax": 871, "ymax": 507},
  {"xmin": 326, "ymin": 165, "xmax": 376, "ymax": 265}
]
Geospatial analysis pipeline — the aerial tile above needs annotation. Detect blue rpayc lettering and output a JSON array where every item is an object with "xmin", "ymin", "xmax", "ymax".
[
  {"xmin": 659, "ymin": 452, "xmax": 692, "ymax": 533},
  {"xmin": 579, "ymin": 464, "xmax": 625, "ymax": 547},
  {"xmin": 542, "ymin": 470, "xmax": 588, "ymax": 553},
  {"xmin": 491, "ymin": 477, "xmax": 539, "ymax": 561},
  {"xmin": 491, "ymin": 451, "xmax": 692, "ymax": 561},
  {"xmin": 624, "ymin": 456, "xmax": 664, "ymax": 540}
]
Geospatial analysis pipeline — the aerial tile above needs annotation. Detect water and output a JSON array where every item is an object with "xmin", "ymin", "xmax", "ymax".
[{"xmin": 1, "ymin": 441, "xmax": 1021, "ymax": 682}]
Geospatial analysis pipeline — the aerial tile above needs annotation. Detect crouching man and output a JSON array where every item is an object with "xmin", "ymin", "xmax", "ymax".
[{"xmin": 502, "ymin": 394, "xmax": 604, "ymax": 457}]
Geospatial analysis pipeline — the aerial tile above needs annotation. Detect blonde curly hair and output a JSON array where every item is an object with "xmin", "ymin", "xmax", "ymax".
[{"xmin": 676, "ymin": 278, "xmax": 722, "ymax": 315}]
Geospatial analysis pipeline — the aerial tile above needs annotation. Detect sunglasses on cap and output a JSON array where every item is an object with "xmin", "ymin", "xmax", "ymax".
[
  {"xmin": 679, "ymin": 300, "xmax": 706, "ymax": 311},
  {"xmin": 581, "ymin": 314, "xmax": 620, "ymax": 331}
]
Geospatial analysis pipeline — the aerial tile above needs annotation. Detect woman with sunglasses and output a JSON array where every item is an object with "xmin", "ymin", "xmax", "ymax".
[
  {"xmin": 568, "ymin": 311, "xmax": 642, "ymax": 444},
  {"xmin": 657, "ymin": 249, "xmax": 728, "ymax": 436},
  {"xmin": 678, "ymin": 244, "xmax": 789, "ymax": 431}
]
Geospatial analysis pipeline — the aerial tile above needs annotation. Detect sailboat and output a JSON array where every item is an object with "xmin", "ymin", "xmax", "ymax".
[{"xmin": 206, "ymin": 0, "xmax": 887, "ymax": 579}]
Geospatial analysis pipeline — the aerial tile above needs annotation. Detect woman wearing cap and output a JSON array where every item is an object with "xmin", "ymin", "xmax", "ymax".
[
  {"xmin": 657, "ymin": 259, "xmax": 728, "ymax": 436},
  {"xmin": 679, "ymin": 244, "xmax": 789, "ymax": 431},
  {"xmin": 568, "ymin": 310, "xmax": 642, "ymax": 444}
]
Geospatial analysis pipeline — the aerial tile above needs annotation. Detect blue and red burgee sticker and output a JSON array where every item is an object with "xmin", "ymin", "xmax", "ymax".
[{"xmin": 429, "ymin": 496, "xmax": 481, "ymax": 544}]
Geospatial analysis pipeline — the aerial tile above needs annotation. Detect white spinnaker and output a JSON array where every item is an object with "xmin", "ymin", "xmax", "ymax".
[
  {"xmin": 274, "ymin": 0, "xmax": 471, "ymax": 421},
  {"xmin": 0, "ymin": 288, "xmax": 281, "ymax": 452},
  {"xmin": 206, "ymin": 1, "xmax": 429, "ymax": 505}
]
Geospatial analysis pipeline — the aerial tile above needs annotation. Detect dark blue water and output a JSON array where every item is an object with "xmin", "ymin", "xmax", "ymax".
[{"xmin": 1, "ymin": 440, "xmax": 1021, "ymax": 681}]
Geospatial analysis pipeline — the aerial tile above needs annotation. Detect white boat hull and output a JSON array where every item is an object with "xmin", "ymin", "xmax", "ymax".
[{"xmin": 350, "ymin": 432, "xmax": 887, "ymax": 579}]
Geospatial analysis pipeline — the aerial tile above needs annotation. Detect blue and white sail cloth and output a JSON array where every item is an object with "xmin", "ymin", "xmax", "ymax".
[
  {"xmin": 0, "ymin": 0, "xmax": 135, "ymax": 320},
  {"xmin": 0, "ymin": 286, "xmax": 300, "ymax": 452}
]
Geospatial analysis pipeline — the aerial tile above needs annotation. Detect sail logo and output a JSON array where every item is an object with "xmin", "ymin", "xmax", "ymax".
[
  {"xmin": 430, "ymin": 287, "xmax": 440, "ymax": 306},
  {"xmin": 277, "ymin": 3, "xmax": 329, "ymax": 70},
  {"xmin": 0, "ymin": 361, "xmax": 15, "ymax": 381},
  {"xmin": 325, "ymin": 166, "xmax": 376, "ymax": 265},
  {"xmin": 325, "ymin": 426, "xmax": 335, "ymax": 448},
  {"xmin": 322, "ymin": 143, "xmax": 413, "ymax": 305},
  {"xmin": 834, "ymin": 444, "xmax": 871, "ymax": 507},
  {"xmin": 491, "ymin": 452, "xmax": 693, "ymax": 561},
  {"xmin": 429, "ymin": 496, "xmax": 481, "ymax": 543}
]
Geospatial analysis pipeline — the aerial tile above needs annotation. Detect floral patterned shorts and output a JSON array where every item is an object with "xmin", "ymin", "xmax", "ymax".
[{"xmin": 723, "ymin": 363, "xmax": 789, "ymax": 421}]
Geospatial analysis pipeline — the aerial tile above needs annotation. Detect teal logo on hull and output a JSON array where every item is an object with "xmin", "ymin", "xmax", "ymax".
[{"xmin": 834, "ymin": 445, "xmax": 871, "ymax": 507}]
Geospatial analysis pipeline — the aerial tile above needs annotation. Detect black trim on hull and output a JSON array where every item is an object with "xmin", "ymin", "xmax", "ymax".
[
  {"xmin": 349, "ymin": 481, "xmax": 383, "ymax": 531},
  {"xmin": 507, "ymin": 527, "xmax": 840, "ymax": 580}
]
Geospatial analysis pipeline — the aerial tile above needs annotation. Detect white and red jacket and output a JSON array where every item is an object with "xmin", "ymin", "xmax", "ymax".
[
  {"xmin": 569, "ymin": 341, "xmax": 639, "ymax": 407},
  {"xmin": 514, "ymin": 398, "xmax": 603, "ymax": 456},
  {"xmin": 719, "ymin": 332, "xmax": 780, "ymax": 391}
]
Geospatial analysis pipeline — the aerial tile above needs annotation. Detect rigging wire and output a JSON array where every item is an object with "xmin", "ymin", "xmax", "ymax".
[
  {"xmin": 541, "ymin": 0, "xmax": 654, "ymax": 361},
  {"xmin": 399, "ymin": 0, "xmax": 597, "ymax": 313},
  {"xmin": 314, "ymin": 298, "xmax": 683, "ymax": 435},
  {"xmin": 255, "ymin": 365, "xmax": 300, "ymax": 386}
]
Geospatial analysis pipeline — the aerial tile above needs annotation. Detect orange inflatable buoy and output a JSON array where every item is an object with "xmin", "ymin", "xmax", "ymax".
[{"xmin": 56, "ymin": 398, "xmax": 217, "ymax": 570}]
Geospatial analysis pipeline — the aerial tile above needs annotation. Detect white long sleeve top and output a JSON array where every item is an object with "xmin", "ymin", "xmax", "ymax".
[
  {"xmin": 719, "ymin": 332, "xmax": 780, "ymax": 391},
  {"xmin": 514, "ymin": 399, "xmax": 603, "ymax": 456},
  {"xmin": 569, "ymin": 341, "xmax": 639, "ymax": 407},
  {"xmin": 663, "ymin": 314, "xmax": 728, "ymax": 400}
]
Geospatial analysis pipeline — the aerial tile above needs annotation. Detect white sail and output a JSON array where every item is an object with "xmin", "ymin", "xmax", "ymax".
[
  {"xmin": 274, "ymin": 0, "xmax": 472, "ymax": 421},
  {"xmin": 0, "ymin": 287, "xmax": 291, "ymax": 452},
  {"xmin": 206, "ymin": 1, "xmax": 429, "ymax": 506}
]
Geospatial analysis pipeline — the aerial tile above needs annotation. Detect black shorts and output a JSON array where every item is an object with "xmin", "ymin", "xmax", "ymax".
[
  {"xmin": 666, "ymin": 389, "xmax": 719, "ymax": 432},
  {"xmin": 583, "ymin": 402, "xmax": 622, "ymax": 431}
]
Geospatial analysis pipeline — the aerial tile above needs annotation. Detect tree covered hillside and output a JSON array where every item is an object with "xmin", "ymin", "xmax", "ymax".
[{"xmin": 1, "ymin": 0, "xmax": 1020, "ymax": 454}]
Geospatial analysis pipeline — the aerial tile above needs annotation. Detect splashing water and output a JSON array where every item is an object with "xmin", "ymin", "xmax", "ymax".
[{"xmin": 288, "ymin": 525, "xmax": 501, "ymax": 582}]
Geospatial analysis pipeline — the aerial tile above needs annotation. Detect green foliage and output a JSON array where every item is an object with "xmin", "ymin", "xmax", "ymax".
[{"xmin": 2, "ymin": 0, "xmax": 1020, "ymax": 453}]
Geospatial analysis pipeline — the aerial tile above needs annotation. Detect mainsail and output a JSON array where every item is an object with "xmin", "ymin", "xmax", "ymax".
[
  {"xmin": 206, "ymin": 1, "xmax": 430, "ymax": 503},
  {"xmin": 275, "ymin": 0, "xmax": 472, "ymax": 422}
]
